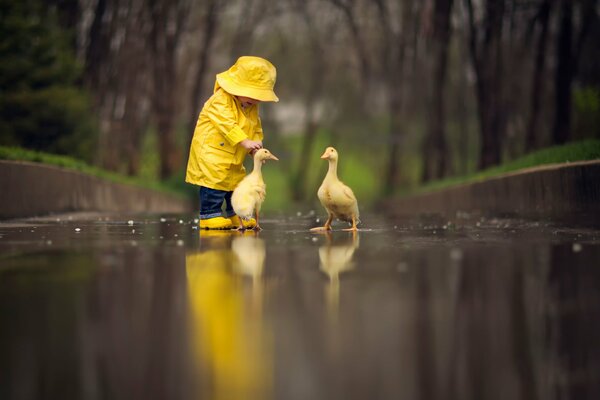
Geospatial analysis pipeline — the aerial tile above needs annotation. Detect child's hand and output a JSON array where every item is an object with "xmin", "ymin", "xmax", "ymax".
[{"xmin": 240, "ymin": 139, "xmax": 263, "ymax": 153}]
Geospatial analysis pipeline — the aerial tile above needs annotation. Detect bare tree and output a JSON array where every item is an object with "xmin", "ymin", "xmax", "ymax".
[
  {"xmin": 377, "ymin": 0, "xmax": 417, "ymax": 194},
  {"xmin": 290, "ymin": 0, "xmax": 328, "ymax": 202},
  {"xmin": 147, "ymin": 0, "xmax": 190, "ymax": 179},
  {"xmin": 552, "ymin": 0, "xmax": 596, "ymax": 145},
  {"xmin": 82, "ymin": 0, "xmax": 150, "ymax": 174},
  {"xmin": 464, "ymin": 0, "xmax": 507, "ymax": 169},
  {"xmin": 187, "ymin": 0, "xmax": 222, "ymax": 139},
  {"xmin": 525, "ymin": 0, "xmax": 552, "ymax": 152},
  {"xmin": 552, "ymin": 0, "xmax": 573, "ymax": 145},
  {"xmin": 327, "ymin": 0, "xmax": 371, "ymax": 90},
  {"xmin": 421, "ymin": 0, "xmax": 454, "ymax": 182}
]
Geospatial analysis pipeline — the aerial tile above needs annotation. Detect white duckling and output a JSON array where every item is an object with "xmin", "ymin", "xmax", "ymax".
[
  {"xmin": 232, "ymin": 148, "xmax": 279, "ymax": 230},
  {"xmin": 311, "ymin": 147, "xmax": 360, "ymax": 231}
]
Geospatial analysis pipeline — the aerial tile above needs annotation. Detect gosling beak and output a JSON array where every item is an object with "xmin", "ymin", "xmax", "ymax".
[
  {"xmin": 320, "ymin": 151, "xmax": 329, "ymax": 159},
  {"xmin": 270, "ymin": 154, "xmax": 279, "ymax": 161}
]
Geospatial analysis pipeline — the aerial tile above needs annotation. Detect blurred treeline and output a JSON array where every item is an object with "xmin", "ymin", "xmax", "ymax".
[{"xmin": 1, "ymin": 0, "xmax": 599, "ymax": 204}]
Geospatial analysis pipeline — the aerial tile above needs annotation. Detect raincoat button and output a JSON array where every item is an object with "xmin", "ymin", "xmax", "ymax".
[{"xmin": 220, "ymin": 142, "xmax": 224, "ymax": 146}]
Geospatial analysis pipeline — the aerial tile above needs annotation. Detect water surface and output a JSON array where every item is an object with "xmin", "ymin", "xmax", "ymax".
[{"xmin": 1, "ymin": 213, "xmax": 599, "ymax": 400}]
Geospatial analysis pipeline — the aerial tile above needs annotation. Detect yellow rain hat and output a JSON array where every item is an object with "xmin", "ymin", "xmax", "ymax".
[{"xmin": 216, "ymin": 56, "xmax": 279, "ymax": 102}]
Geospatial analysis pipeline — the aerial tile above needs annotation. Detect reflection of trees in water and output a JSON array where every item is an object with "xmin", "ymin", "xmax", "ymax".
[
  {"xmin": 0, "ymin": 246, "xmax": 191, "ymax": 399},
  {"xmin": 547, "ymin": 245, "xmax": 600, "ymax": 399}
]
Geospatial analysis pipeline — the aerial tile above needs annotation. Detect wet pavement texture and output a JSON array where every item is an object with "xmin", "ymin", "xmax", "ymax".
[{"xmin": 1, "ymin": 212, "xmax": 599, "ymax": 400}]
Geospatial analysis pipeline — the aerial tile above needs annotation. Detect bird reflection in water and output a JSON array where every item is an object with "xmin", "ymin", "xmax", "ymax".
[
  {"xmin": 185, "ymin": 230, "xmax": 271, "ymax": 400},
  {"xmin": 318, "ymin": 231, "xmax": 360, "ymax": 321}
]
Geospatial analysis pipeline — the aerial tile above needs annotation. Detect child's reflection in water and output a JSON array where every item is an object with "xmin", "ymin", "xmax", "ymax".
[{"xmin": 186, "ymin": 231, "xmax": 271, "ymax": 400}]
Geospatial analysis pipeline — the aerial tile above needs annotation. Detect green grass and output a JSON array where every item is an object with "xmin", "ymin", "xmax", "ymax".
[
  {"xmin": 403, "ymin": 139, "xmax": 600, "ymax": 196},
  {"xmin": 0, "ymin": 146, "xmax": 187, "ymax": 198}
]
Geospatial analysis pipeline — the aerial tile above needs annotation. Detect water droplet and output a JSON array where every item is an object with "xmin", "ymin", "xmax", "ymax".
[
  {"xmin": 296, "ymin": 211, "xmax": 302, "ymax": 217},
  {"xmin": 572, "ymin": 243, "xmax": 582, "ymax": 253},
  {"xmin": 174, "ymin": 234, "xmax": 178, "ymax": 237},
  {"xmin": 177, "ymin": 240, "xmax": 184, "ymax": 247},
  {"xmin": 46, "ymin": 240, "xmax": 52, "ymax": 245},
  {"xmin": 316, "ymin": 218, "xmax": 320, "ymax": 223},
  {"xmin": 75, "ymin": 228, "xmax": 81, "ymax": 232},
  {"xmin": 160, "ymin": 218, "xmax": 166, "ymax": 222},
  {"xmin": 128, "ymin": 220, "xmax": 134, "ymax": 225},
  {"xmin": 193, "ymin": 219, "xmax": 199, "ymax": 224},
  {"xmin": 179, "ymin": 220, "xmax": 184, "ymax": 224},
  {"xmin": 311, "ymin": 237, "xmax": 318, "ymax": 242},
  {"xmin": 131, "ymin": 229, "xmax": 135, "ymax": 234}
]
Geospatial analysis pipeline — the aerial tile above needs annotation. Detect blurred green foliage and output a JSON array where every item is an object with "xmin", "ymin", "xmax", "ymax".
[
  {"xmin": 573, "ymin": 87, "xmax": 600, "ymax": 139},
  {"xmin": 0, "ymin": 0, "xmax": 97, "ymax": 162}
]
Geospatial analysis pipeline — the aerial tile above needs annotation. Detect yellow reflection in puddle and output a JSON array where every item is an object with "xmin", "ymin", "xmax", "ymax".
[{"xmin": 186, "ymin": 231, "xmax": 271, "ymax": 400}]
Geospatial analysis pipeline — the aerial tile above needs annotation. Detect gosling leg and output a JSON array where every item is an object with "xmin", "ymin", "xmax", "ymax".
[
  {"xmin": 342, "ymin": 216, "xmax": 358, "ymax": 232},
  {"xmin": 311, "ymin": 214, "xmax": 333, "ymax": 232},
  {"xmin": 254, "ymin": 208, "xmax": 262, "ymax": 231}
]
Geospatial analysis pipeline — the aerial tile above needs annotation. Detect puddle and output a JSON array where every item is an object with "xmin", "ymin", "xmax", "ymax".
[{"xmin": 1, "ymin": 213, "xmax": 599, "ymax": 399}]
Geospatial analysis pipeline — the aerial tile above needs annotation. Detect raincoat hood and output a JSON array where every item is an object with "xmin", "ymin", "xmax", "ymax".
[{"xmin": 215, "ymin": 56, "xmax": 279, "ymax": 102}]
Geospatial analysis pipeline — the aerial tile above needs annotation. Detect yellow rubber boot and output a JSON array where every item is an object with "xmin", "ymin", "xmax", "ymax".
[
  {"xmin": 199, "ymin": 216, "xmax": 233, "ymax": 230},
  {"xmin": 230, "ymin": 215, "xmax": 257, "ymax": 229}
]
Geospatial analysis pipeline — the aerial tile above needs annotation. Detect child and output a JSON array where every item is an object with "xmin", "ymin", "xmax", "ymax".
[{"xmin": 185, "ymin": 56, "xmax": 279, "ymax": 229}]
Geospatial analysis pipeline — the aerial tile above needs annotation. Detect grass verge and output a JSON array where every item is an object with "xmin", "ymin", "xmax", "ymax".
[{"xmin": 402, "ymin": 139, "xmax": 600, "ymax": 196}]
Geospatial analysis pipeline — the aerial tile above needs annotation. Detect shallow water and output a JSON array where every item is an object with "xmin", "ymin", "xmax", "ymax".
[{"xmin": 1, "ymin": 213, "xmax": 599, "ymax": 400}]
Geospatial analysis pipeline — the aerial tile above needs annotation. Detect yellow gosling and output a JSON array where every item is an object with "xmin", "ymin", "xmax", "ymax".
[
  {"xmin": 232, "ymin": 148, "xmax": 279, "ymax": 231},
  {"xmin": 311, "ymin": 147, "xmax": 360, "ymax": 232}
]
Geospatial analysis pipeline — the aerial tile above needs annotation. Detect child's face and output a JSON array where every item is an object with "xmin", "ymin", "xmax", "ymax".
[{"xmin": 237, "ymin": 96, "xmax": 261, "ymax": 107}]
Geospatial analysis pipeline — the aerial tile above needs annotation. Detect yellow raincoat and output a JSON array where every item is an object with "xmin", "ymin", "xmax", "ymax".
[{"xmin": 185, "ymin": 56, "xmax": 278, "ymax": 191}]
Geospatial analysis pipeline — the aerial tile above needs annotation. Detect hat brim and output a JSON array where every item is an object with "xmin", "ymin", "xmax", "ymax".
[{"xmin": 216, "ymin": 72, "xmax": 279, "ymax": 102}]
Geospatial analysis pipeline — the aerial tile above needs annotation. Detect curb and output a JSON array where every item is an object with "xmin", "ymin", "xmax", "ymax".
[
  {"xmin": 382, "ymin": 160, "xmax": 600, "ymax": 225},
  {"xmin": 0, "ymin": 160, "xmax": 192, "ymax": 219}
]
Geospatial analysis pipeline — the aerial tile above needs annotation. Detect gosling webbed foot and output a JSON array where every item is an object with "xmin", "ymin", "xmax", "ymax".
[{"xmin": 310, "ymin": 226, "xmax": 332, "ymax": 232}]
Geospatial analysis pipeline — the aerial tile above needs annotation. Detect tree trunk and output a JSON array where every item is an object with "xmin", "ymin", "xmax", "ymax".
[
  {"xmin": 525, "ymin": 0, "xmax": 551, "ymax": 152},
  {"xmin": 148, "ymin": 0, "xmax": 187, "ymax": 179},
  {"xmin": 187, "ymin": 0, "xmax": 220, "ymax": 140},
  {"xmin": 422, "ymin": 0, "xmax": 454, "ymax": 183},
  {"xmin": 328, "ymin": 0, "xmax": 371, "ymax": 91},
  {"xmin": 383, "ymin": 0, "xmax": 414, "ymax": 194},
  {"xmin": 465, "ymin": 0, "xmax": 506, "ymax": 170},
  {"xmin": 291, "ymin": 0, "xmax": 326, "ymax": 202},
  {"xmin": 552, "ymin": 0, "xmax": 573, "ymax": 145}
]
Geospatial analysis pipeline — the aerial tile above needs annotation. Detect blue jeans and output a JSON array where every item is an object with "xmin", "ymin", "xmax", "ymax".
[{"xmin": 199, "ymin": 186, "xmax": 235, "ymax": 220}]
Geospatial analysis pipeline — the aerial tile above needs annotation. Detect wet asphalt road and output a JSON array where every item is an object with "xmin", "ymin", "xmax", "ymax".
[{"xmin": 1, "ymin": 212, "xmax": 599, "ymax": 400}]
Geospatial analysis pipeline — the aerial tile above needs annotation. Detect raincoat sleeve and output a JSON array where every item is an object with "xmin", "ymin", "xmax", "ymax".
[{"xmin": 204, "ymin": 95, "xmax": 248, "ymax": 146}]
